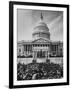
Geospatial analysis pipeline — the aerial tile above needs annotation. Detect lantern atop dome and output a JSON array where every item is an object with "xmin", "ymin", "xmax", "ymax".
[{"xmin": 40, "ymin": 12, "xmax": 43, "ymax": 21}]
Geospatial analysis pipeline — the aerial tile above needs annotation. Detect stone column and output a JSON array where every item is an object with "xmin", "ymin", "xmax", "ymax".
[
  {"xmin": 36, "ymin": 51, "xmax": 37, "ymax": 60},
  {"xmin": 25, "ymin": 45, "xmax": 27, "ymax": 55},
  {"xmin": 45, "ymin": 50, "xmax": 47, "ymax": 59},
  {"xmin": 32, "ymin": 50, "xmax": 37, "ymax": 63},
  {"xmin": 34, "ymin": 51, "xmax": 37, "ymax": 61},
  {"xmin": 33, "ymin": 50, "xmax": 34, "ymax": 59},
  {"xmin": 48, "ymin": 52, "xmax": 49, "ymax": 59},
  {"xmin": 48, "ymin": 47, "xmax": 50, "ymax": 59},
  {"xmin": 27, "ymin": 45, "xmax": 28, "ymax": 54},
  {"xmin": 23, "ymin": 45, "xmax": 24, "ymax": 55}
]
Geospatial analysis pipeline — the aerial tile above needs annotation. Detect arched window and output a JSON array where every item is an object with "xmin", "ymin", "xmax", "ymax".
[{"xmin": 19, "ymin": 49, "xmax": 21, "ymax": 52}]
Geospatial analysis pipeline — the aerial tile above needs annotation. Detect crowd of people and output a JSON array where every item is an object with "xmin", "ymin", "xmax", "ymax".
[{"xmin": 17, "ymin": 60, "xmax": 63, "ymax": 80}]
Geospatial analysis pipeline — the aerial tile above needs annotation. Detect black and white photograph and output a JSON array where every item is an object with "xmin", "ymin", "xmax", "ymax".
[
  {"xmin": 9, "ymin": 1, "xmax": 69, "ymax": 88},
  {"xmin": 17, "ymin": 9, "xmax": 63, "ymax": 80}
]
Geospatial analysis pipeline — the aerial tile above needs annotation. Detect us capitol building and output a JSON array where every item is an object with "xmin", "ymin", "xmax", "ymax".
[{"xmin": 17, "ymin": 13, "xmax": 63, "ymax": 61}]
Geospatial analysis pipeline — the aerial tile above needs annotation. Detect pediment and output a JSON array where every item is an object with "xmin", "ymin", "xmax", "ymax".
[{"xmin": 32, "ymin": 38, "xmax": 50, "ymax": 43}]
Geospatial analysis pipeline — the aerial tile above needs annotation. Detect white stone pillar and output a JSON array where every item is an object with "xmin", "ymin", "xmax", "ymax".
[
  {"xmin": 36, "ymin": 51, "xmax": 37, "ymax": 60},
  {"xmin": 45, "ymin": 50, "xmax": 47, "ymax": 59},
  {"xmin": 23, "ymin": 45, "xmax": 24, "ymax": 55},
  {"xmin": 33, "ymin": 50, "xmax": 34, "ymax": 59},
  {"xmin": 35, "ymin": 51, "xmax": 37, "ymax": 61},
  {"xmin": 48, "ymin": 52, "xmax": 49, "ymax": 59},
  {"xmin": 27, "ymin": 45, "xmax": 28, "ymax": 54}
]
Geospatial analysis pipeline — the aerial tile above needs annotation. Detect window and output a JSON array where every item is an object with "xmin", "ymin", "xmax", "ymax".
[{"xmin": 19, "ymin": 49, "xmax": 21, "ymax": 52}]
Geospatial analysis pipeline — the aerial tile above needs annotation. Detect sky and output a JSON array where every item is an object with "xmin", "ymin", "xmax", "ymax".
[{"xmin": 17, "ymin": 9, "xmax": 63, "ymax": 42}]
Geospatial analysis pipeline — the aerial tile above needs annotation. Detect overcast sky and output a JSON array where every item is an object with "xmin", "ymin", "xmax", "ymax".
[{"xmin": 17, "ymin": 9, "xmax": 63, "ymax": 42}]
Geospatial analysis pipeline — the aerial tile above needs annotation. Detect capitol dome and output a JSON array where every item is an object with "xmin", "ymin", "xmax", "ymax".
[{"xmin": 32, "ymin": 13, "xmax": 50, "ymax": 41}]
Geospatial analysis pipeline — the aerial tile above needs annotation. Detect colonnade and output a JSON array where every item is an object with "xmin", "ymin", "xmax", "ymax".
[{"xmin": 33, "ymin": 49, "xmax": 49, "ymax": 61}]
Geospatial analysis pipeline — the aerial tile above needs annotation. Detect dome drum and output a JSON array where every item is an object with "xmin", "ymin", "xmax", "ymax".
[
  {"xmin": 33, "ymin": 32, "xmax": 50, "ymax": 40},
  {"xmin": 32, "ymin": 31, "xmax": 50, "ymax": 36}
]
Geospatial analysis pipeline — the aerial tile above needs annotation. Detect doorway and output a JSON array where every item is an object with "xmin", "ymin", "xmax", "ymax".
[{"xmin": 37, "ymin": 49, "xmax": 47, "ymax": 58}]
